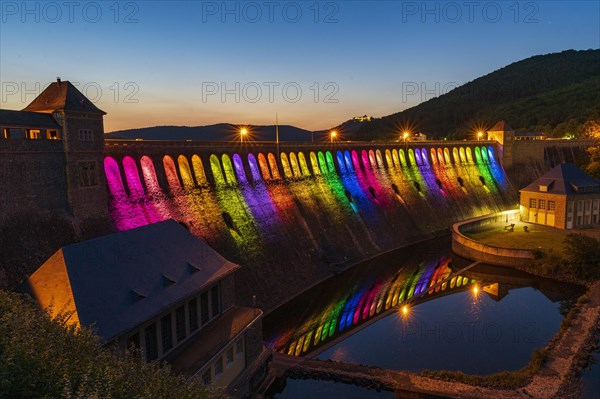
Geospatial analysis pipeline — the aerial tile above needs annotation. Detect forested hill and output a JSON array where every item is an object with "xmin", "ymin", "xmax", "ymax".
[{"xmin": 354, "ymin": 49, "xmax": 600, "ymax": 139}]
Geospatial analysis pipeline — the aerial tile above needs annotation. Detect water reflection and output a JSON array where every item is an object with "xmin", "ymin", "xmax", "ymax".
[{"xmin": 264, "ymin": 238, "xmax": 584, "ymax": 374}]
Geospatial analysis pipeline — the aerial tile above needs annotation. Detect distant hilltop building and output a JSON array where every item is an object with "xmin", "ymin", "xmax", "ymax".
[
  {"xmin": 413, "ymin": 132, "xmax": 428, "ymax": 141},
  {"xmin": 519, "ymin": 163, "xmax": 600, "ymax": 229},
  {"xmin": 352, "ymin": 115, "xmax": 372, "ymax": 122},
  {"xmin": 0, "ymin": 78, "xmax": 108, "ymax": 226}
]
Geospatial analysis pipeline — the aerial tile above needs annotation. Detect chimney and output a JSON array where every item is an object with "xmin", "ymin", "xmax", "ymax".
[{"xmin": 57, "ymin": 77, "xmax": 61, "ymax": 86}]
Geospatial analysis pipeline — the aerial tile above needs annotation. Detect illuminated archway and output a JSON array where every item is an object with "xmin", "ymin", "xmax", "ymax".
[
  {"xmin": 232, "ymin": 154, "xmax": 247, "ymax": 183},
  {"xmin": 221, "ymin": 154, "xmax": 237, "ymax": 184},
  {"xmin": 163, "ymin": 155, "xmax": 181, "ymax": 189},
  {"xmin": 177, "ymin": 155, "xmax": 195, "ymax": 188},
  {"xmin": 209, "ymin": 154, "xmax": 225, "ymax": 185},
  {"xmin": 280, "ymin": 153, "xmax": 293, "ymax": 178},
  {"xmin": 191, "ymin": 155, "xmax": 208, "ymax": 186}
]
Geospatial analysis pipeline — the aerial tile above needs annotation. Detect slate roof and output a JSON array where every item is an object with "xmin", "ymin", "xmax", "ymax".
[
  {"xmin": 23, "ymin": 80, "xmax": 106, "ymax": 115},
  {"xmin": 520, "ymin": 163, "xmax": 600, "ymax": 195},
  {"xmin": 20, "ymin": 220, "xmax": 239, "ymax": 341},
  {"xmin": 0, "ymin": 109, "xmax": 61, "ymax": 129},
  {"xmin": 489, "ymin": 120, "xmax": 514, "ymax": 132}
]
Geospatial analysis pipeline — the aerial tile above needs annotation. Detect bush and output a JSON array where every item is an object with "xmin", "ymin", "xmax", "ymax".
[
  {"xmin": 0, "ymin": 291, "xmax": 227, "ymax": 399},
  {"xmin": 562, "ymin": 234, "xmax": 600, "ymax": 279}
]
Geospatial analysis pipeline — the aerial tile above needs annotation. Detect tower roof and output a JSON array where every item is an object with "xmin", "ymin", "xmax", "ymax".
[
  {"xmin": 23, "ymin": 79, "xmax": 106, "ymax": 115},
  {"xmin": 520, "ymin": 163, "xmax": 600, "ymax": 195},
  {"xmin": 488, "ymin": 120, "xmax": 514, "ymax": 132}
]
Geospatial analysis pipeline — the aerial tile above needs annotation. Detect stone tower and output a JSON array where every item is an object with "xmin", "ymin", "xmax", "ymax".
[
  {"xmin": 23, "ymin": 78, "xmax": 108, "ymax": 224},
  {"xmin": 487, "ymin": 120, "xmax": 515, "ymax": 168}
]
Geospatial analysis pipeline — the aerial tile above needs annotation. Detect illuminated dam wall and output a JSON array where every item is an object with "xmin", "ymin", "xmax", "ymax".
[{"xmin": 103, "ymin": 140, "xmax": 515, "ymax": 311}]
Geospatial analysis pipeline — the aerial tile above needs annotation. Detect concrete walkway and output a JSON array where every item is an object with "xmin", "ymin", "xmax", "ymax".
[{"xmin": 465, "ymin": 219, "xmax": 600, "ymax": 253}]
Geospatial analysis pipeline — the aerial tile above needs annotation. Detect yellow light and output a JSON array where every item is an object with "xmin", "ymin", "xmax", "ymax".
[
  {"xmin": 330, "ymin": 130, "xmax": 337, "ymax": 138},
  {"xmin": 401, "ymin": 305, "xmax": 409, "ymax": 316},
  {"xmin": 240, "ymin": 128, "xmax": 248, "ymax": 136},
  {"xmin": 477, "ymin": 131, "xmax": 483, "ymax": 140},
  {"xmin": 403, "ymin": 131, "xmax": 409, "ymax": 139},
  {"xmin": 472, "ymin": 284, "xmax": 480, "ymax": 295}
]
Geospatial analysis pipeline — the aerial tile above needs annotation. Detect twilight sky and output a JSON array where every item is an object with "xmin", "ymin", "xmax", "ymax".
[{"xmin": 1, "ymin": 1, "xmax": 598, "ymax": 132}]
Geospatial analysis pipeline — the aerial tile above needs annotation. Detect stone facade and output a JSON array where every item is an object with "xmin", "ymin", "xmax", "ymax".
[{"xmin": 0, "ymin": 79, "xmax": 108, "ymax": 228}]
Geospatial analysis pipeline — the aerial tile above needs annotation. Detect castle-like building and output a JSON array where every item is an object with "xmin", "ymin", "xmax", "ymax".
[{"xmin": 0, "ymin": 78, "xmax": 108, "ymax": 225}]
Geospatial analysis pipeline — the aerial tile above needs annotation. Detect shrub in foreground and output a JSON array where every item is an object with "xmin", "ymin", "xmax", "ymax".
[{"xmin": 0, "ymin": 290, "xmax": 227, "ymax": 399}]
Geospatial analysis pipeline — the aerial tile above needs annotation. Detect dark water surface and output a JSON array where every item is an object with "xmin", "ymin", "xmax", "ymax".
[{"xmin": 264, "ymin": 238, "xmax": 584, "ymax": 397}]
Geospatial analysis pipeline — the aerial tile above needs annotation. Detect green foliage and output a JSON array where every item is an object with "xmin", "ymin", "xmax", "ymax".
[
  {"xmin": 0, "ymin": 291, "xmax": 227, "ymax": 399},
  {"xmin": 355, "ymin": 49, "xmax": 600, "ymax": 139},
  {"xmin": 562, "ymin": 234, "xmax": 600, "ymax": 279},
  {"xmin": 532, "ymin": 234, "xmax": 600, "ymax": 280},
  {"xmin": 582, "ymin": 146, "xmax": 600, "ymax": 179}
]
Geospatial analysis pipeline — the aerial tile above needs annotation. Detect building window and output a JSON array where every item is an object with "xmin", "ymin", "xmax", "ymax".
[
  {"xmin": 78, "ymin": 129, "xmax": 94, "ymax": 141},
  {"xmin": 200, "ymin": 292, "xmax": 209, "ymax": 325},
  {"xmin": 26, "ymin": 129, "xmax": 41, "ymax": 139},
  {"xmin": 175, "ymin": 306, "xmax": 186, "ymax": 343},
  {"xmin": 214, "ymin": 357, "xmax": 223, "ymax": 376},
  {"xmin": 188, "ymin": 298, "xmax": 199, "ymax": 332},
  {"xmin": 585, "ymin": 200, "xmax": 591, "ymax": 211},
  {"xmin": 78, "ymin": 161, "xmax": 98, "ymax": 187},
  {"xmin": 538, "ymin": 199, "xmax": 545, "ymax": 210},
  {"xmin": 47, "ymin": 129, "xmax": 59, "ymax": 140},
  {"xmin": 226, "ymin": 347, "xmax": 234, "ymax": 365},
  {"xmin": 161, "ymin": 314, "xmax": 173, "ymax": 353},
  {"xmin": 211, "ymin": 285, "xmax": 220, "ymax": 318},
  {"xmin": 202, "ymin": 369, "xmax": 211, "ymax": 385},
  {"xmin": 529, "ymin": 198, "xmax": 537, "ymax": 208},
  {"xmin": 548, "ymin": 200, "xmax": 555, "ymax": 211},
  {"xmin": 144, "ymin": 323, "xmax": 158, "ymax": 361},
  {"xmin": 577, "ymin": 216, "xmax": 582, "ymax": 225},
  {"xmin": 567, "ymin": 201, "xmax": 574, "ymax": 213},
  {"xmin": 4, "ymin": 128, "xmax": 22, "ymax": 139},
  {"xmin": 235, "ymin": 338, "xmax": 244, "ymax": 354}
]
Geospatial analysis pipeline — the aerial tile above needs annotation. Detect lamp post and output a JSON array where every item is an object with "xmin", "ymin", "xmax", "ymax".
[
  {"xmin": 240, "ymin": 127, "xmax": 248, "ymax": 143},
  {"xmin": 403, "ymin": 131, "xmax": 409, "ymax": 152},
  {"xmin": 330, "ymin": 130, "xmax": 338, "ymax": 143}
]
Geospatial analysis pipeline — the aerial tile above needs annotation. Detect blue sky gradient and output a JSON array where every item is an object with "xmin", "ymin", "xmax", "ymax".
[{"xmin": 1, "ymin": 1, "xmax": 598, "ymax": 131}]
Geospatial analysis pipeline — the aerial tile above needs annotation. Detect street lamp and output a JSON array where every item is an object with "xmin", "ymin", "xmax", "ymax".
[
  {"xmin": 330, "ymin": 130, "xmax": 338, "ymax": 143},
  {"xmin": 402, "ymin": 131, "xmax": 409, "ymax": 151},
  {"xmin": 240, "ymin": 127, "xmax": 248, "ymax": 143},
  {"xmin": 477, "ymin": 131, "xmax": 483, "ymax": 141}
]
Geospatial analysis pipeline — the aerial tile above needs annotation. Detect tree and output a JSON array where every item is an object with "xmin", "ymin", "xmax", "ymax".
[
  {"xmin": 562, "ymin": 234, "xmax": 600, "ymax": 279},
  {"xmin": 0, "ymin": 291, "xmax": 228, "ymax": 399},
  {"xmin": 583, "ymin": 146, "xmax": 600, "ymax": 179}
]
